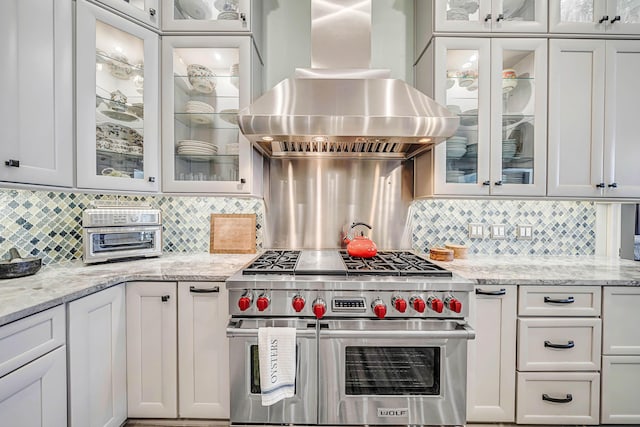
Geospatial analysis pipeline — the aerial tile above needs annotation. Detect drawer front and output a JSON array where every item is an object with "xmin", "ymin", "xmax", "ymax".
[
  {"xmin": 603, "ymin": 287, "xmax": 640, "ymax": 355},
  {"xmin": 518, "ymin": 318, "xmax": 601, "ymax": 371},
  {"xmin": 519, "ymin": 286, "xmax": 601, "ymax": 316},
  {"xmin": 0, "ymin": 305, "xmax": 65, "ymax": 378},
  {"xmin": 516, "ymin": 371, "xmax": 600, "ymax": 425}
]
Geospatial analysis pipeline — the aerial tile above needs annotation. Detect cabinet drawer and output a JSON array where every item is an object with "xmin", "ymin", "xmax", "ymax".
[
  {"xmin": 603, "ymin": 287, "xmax": 640, "ymax": 355},
  {"xmin": 518, "ymin": 286, "xmax": 601, "ymax": 316},
  {"xmin": 0, "ymin": 305, "xmax": 65, "ymax": 377},
  {"xmin": 517, "ymin": 318, "xmax": 601, "ymax": 371},
  {"xmin": 516, "ymin": 371, "xmax": 600, "ymax": 425}
]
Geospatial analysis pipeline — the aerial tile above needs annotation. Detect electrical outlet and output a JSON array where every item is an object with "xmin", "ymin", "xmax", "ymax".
[
  {"xmin": 490, "ymin": 224, "xmax": 506, "ymax": 239},
  {"xmin": 468, "ymin": 223, "xmax": 484, "ymax": 239},
  {"xmin": 517, "ymin": 224, "xmax": 533, "ymax": 240}
]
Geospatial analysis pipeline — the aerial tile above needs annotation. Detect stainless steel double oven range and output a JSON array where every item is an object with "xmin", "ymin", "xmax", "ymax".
[{"xmin": 226, "ymin": 250, "xmax": 475, "ymax": 427}]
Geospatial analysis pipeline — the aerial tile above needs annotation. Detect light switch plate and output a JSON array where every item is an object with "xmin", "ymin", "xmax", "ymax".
[
  {"xmin": 517, "ymin": 224, "xmax": 533, "ymax": 240},
  {"xmin": 468, "ymin": 223, "xmax": 484, "ymax": 239},
  {"xmin": 491, "ymin": 224, "xmax": 506, "ymax": 239}
]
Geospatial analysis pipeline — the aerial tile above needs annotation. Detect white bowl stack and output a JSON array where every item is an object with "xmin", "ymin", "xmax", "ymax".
[
  {"xmin": 502, "ymin": 139, "xmax": 518, "ymax": 160},
  {"xmin": 186, "ymin": 100, "xmax": 215, "ymax": 125}
]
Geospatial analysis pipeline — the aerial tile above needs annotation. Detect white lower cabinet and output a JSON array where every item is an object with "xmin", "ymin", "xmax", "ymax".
[
  {"xmin": 516, "ymin": 285, "xmax": 601, "ymax": 425},
  {"xmin": 466, "ymin": 285, "xmax": 516, "ymax": 422},
  {"xmin": 68, "ymin": 284, "xmax": 127, "ymax": 427},
  {"xmin": 178, "ymin": 281, "xmax": 230, "ymax": 419},
  {"xmin": 127, "ymin": 281, "xmax": 229, "ymax": 419},
  {"xmin": 601, "ymin": 287, "xmax": 640, "ymax": 424},
  {"xmin": 516, "ymin": 371, "xmax": 600, "ymax": 424},
  {"xmin": 0, "ymin": 306, "xmax": 67, "ymax": 427},
  {"xmin": 126, "ymin": 281, "xmax": 178, "ymax": 418}
]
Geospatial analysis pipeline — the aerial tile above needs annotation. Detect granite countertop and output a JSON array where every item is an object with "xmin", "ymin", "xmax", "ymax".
[
  {"xmin": 2, "ymin": 252, "xmax": 640, "ymax": 328},
  {"xmin": 430, "ymin": 255, "xmax": 640, "ymax": 286},
  {"xmin": 0, "ymin": 253, "xmax": 258, "ymax": 327}
]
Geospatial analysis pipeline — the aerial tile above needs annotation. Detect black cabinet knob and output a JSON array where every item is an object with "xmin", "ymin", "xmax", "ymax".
[
  {"xmin": 148, "ymin": 176, "xmax": 156, "ymax": 183},
  {"xmin": 496, "ymin": 14, "xmax": 505, "ymax": 21},
  {"xmin": 5, "ymin": 159, "xmax": 19, "ymax": 167},
  {"xmin": 484, "ymin": 13, "xmax": 492, "ymax": 22},
  {"xmin": 240, "ymin": 178, "xmax": 246, "ymax": 184},
  {"xmin": 494, "ymin": 180, "xmax": 503, "ymax": 186},
  {"xmin": 608, "ymin": 182, "xmax": 618, "ymax": 188},
  {"xmin": 161, "ymin": 295, "xmax": 170, "ymax": 302},
  {"xmin": 149, "ymin": 8, "xmax": 156, "ymax": 16},
  {"xmin": 599, "ymin": 15, "xmax": 609, "ymax": 23},
  {"xmin": 610, "ymin": 15, "xmax": 621, "ymax": 23},
  {"xmin": 482, "ymin": 180, "xmax": 491, "ymax": 186},
  {"xmin": 596, "ymin": 183, "xmax": 606, "ymax": 188}
]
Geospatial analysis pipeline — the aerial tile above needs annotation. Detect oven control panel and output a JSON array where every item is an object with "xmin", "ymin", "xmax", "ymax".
[
  {"xmin": 332, "ymin": 297, "xmax": 366, "ymax": 312},
  {"xmin": 228, "ymin": 289, "xmax": 469, "ymax": 319}
]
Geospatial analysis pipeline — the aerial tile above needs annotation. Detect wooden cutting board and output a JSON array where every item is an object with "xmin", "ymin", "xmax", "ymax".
[{"xmin": 209, "ymin": 214, "xmax": 256, "ymax": 254}]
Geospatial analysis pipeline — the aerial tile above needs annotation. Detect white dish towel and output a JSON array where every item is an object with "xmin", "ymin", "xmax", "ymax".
[{"xmin": 258, "ymin": 327, "xmax": 296, "ymax": 406}]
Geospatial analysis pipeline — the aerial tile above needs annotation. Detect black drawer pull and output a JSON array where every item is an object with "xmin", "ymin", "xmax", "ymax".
[
  {"xmin": 476, "ymin": 288, "xmax": 506, "ymax": 296},
  {"xmin": 542, "ymin": 393, "xmax": 573, "ymax": 404},
  {"xmin": 544, "ymin": 296, "xmax": 575, "ymax": 304},
  {"xmin": 161, "ymin": 295, "xmax": 170, "ymax": 302},
  {"xmin": 544, "ymin": 340, "xmax": 575, "ymax": 349},
  {"xmin": 5, "ymin": 159, "xmax": 20, "ymax": 167},
  {"xmin": 189, "ymin": 286, "xmax": 220, "ymax": 293}
]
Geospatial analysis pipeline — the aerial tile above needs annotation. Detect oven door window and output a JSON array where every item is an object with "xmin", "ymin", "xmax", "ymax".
[
  {"xmin": 345, "ymin": 347, "xmax": 440, "ymax": 395},
  {"xmin": 250, "ymin": 345, "xmax": 298, "ymax": 394},
  {"xmin": 91, "ymin": 231, "xmax": 157, "ymax": 253}
]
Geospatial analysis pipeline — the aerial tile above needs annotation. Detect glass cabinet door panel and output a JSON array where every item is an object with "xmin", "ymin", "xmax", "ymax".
[
  {"xmin": 94, "ymin": 0, "xmax": 160, "ymax": 28},
  {"xmin": 95, "ymin": 21, "xmax": 145, "ymax": 181},
  {"xmin": 445, "ymin": 49, "xmax": 480, "ymax": 185},
  {"xmin": 560, "ymin": 0, "xmax": 595, "ymax": 22},
  {"xmin": 76, "ymin": 0, "xmax": 159, "ymax": 192},
  {"xmin": 490, "ymin": 39, "xmax": 547, "ymax": 196},
  {"xmin": 550, "ymin": 0, "xmax": 608, "ymax": 32},
  {"xmin": 172, "ymin": 47, "xmax": 240, "ymax": 183},
  {"xmin": 435, "ymin": 0, "xmax": 492, "ymax": 31},
  {"xmin": 616, "ymin": 0, "xmax": 640, "ymax": 23},
  {"xmin": 162, "ymin": 0, "xmax": 252, "ymax": 31},
  {"xmin": 493, "ymin": 0, "xmax": 548, "ymax": 32}
]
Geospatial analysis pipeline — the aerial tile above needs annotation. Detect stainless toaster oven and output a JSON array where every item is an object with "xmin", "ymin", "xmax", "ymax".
[{"xmin": 82, "ymin": 202, "xmax": 162, "ymax": 264}]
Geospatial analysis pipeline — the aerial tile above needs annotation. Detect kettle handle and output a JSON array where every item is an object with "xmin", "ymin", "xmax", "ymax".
[{"xmin": 350, "ymin": 222, "xmax": 372, "ymax": 231}]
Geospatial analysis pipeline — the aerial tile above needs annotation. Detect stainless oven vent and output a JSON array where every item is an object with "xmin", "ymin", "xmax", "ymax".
[{"xmin": 238, "ymin": 0, "xmax": 458, "ymax": 159}]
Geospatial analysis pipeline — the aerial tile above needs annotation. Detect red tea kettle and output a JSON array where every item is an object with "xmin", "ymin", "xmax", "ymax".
[{"xmin": 343, "ymin": 222, "xmax": 377, "ymax": 258}]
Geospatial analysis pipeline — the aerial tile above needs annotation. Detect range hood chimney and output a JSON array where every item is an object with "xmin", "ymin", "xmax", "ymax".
[{"xmin": 238, "ymin": 0, "xmax": 459, "ymax": 158}]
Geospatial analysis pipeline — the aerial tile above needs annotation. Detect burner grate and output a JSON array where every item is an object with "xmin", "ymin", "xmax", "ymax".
[
  {"xmin": 242, "ymin": 250, "xmax": 301, "ymax": 274},
  {"xmin": 340, "ymin": 251, "xmax": 452, "ymax": 277}
]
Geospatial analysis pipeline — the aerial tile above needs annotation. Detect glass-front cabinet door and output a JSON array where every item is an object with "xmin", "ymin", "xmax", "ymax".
[
  {"xmin": 435, "ymin": 0, "xmax": 547, "ymax": 32},
  {"xmin": 433, "ymin": 37, "xmax": 547, "ymax": 196},
  {"xmin": 162, "ymin": 36, "xmax": 257, "ymax": 193},
  {"xmin": 94, "ymin": 0, "xmax": 160, "ymax": 28},
  {"xmin": 434, "ymin": 38, "xmax": 491, "ymax": 196},
  {"xmin": 550, "ymin": 0, "xmax": 640, "ymax": 33},
  {"xmin": 489, "ymin": 38, "xmax": 547, "ymax": 196},
  {"xmin": 76, "ymin": 0, "xmax": 159, "ymax": 192},
  {"xmin": 162, "ymin": 0, "xmax": 257, "ymax": 32}
]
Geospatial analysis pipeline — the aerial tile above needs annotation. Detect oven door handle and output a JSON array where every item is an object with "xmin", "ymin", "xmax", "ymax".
[
  {"xmin": 319, "ymin": 324, "xmax": 475, "ymax": 340},
  {"xmin": 226, "ymin": 320, "xmax": 317, "ymax": 338}
]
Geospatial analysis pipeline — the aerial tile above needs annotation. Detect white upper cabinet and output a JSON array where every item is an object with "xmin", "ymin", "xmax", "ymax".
[
  {"xmin": 161, "ymin": 35, "xmax": 262, "ymax": 193},
  {"xmin": 550, "ymin": 0, "xmax": 640, "ymax": 34},
  {"xmin": 420, "ymin": 37, "xmax": 547, "ymax": 196},
  {"xmin": 433, "ymin": 0, "xmax": 548, "ymax": 33},
  {"xmin": 0, "ymin": 0, "xmax": 73, "ymax": 187},
  {"xmin": 548, "ymin": 39, "xmax": 640, "ymax": 198},
  {"xmin": 162, "ymin": 0, "xmax": 261, "ymax": 34},
  {"xmin": 76, "ymin": 0, "xmax": 160, "ymax": 192},
  {"xmin": 94, "ymin": 0, "xmax": 160, "ymax": 29}
]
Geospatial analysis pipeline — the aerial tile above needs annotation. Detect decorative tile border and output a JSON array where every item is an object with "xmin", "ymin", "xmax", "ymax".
[
  {"xmin": 0, "ymin": 189, "xmax": 265, "ymax": 265},
  {"xmin": 411, "ymin": 199, "xmax": 596, "ymax": 255},
  {"xmin": 0, "ymin": 188, "xmax": 596, "ymax": 265}
]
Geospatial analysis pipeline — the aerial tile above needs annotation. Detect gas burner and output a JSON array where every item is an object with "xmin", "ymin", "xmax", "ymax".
[{"xmin": 242, "ymin": 250, "xmax": 301, "ymax": 274}]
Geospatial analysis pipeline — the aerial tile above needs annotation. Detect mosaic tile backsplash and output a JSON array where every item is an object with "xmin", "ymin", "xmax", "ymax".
[
  {"xmin": 0, "ymin": 188, "xmax": 596, "ymax": 265},
  {"xmin": 411, "ymin": 199, "xmax": 596, "ymax": 255},
  {"xmin": 0, "ymin": 189, "xmax": 265, "ymax": 265}
]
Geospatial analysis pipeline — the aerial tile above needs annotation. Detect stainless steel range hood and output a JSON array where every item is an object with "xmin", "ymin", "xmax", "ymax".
[{"xmin": 238, "ymin": 0, "xmax": 459, "ymax": 159}]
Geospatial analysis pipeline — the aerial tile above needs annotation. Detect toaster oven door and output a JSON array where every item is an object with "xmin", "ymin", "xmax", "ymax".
[{"xmin": 83, "ymin": 226, "xmax": 162, "ymax": 263}]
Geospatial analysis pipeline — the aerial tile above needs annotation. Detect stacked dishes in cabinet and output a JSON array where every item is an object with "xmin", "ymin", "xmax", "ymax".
[
  {"xmin": 516, "ymin": 286, "xmax": 602, "ymax": 425},
  {"xmin": 95, "ymin": 41, "xmax": 145, "ymax": 179},
  {"xmin": 446, "ymin": 136, "xmax": 468, "ymax": 183},
  {"xmin": 173, "ymin": 50, "xmax": 240, "ymax": 182}
]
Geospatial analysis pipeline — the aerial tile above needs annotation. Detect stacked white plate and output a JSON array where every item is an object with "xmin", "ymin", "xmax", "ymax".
[
  {"xmin": 186, "ymin": 100, "xmax": 215, "ymax": 125},
  {"xmin": 176, "ymin": 139, "xmax": 219, "ymax": 157},
  {"xmin": 446, "ymin": 136, "xmax": 467, "ymax": 159}
]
